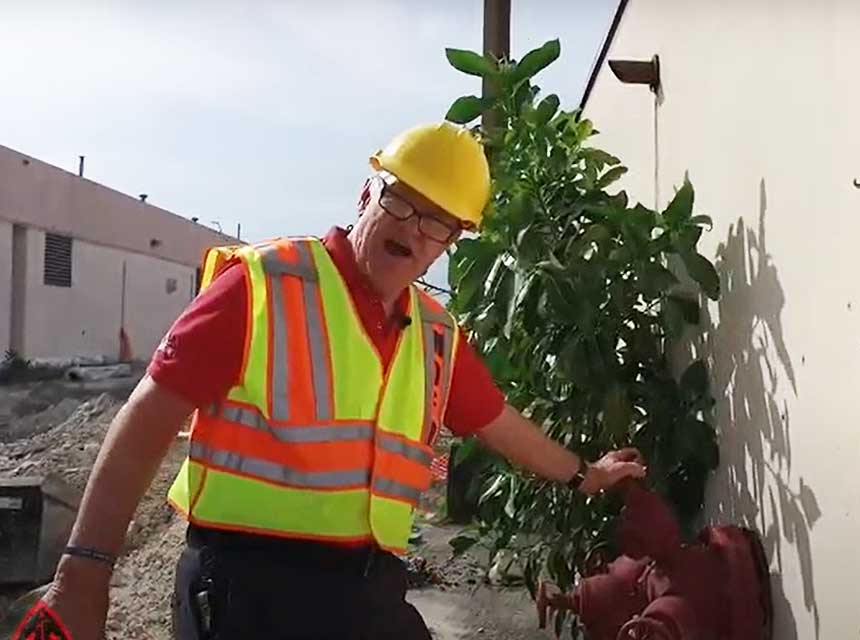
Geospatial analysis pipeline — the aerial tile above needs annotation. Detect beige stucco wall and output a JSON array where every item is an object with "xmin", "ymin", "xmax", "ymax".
[
  {"xmin": 16, "ymin": 228, "xmax": 195, "ymax": 362},
  {"xmin": 0, "ymin": 220, "xmax": 12, "ymax": 355},
  {"xmin": 0, "ymin": 144, "xmax": 234, "ymax": 268},
  {"xmin": 584, "ymin": 1, "xmax": 859, "ymax": 637},
  {"xmin": 0, "ymin": 142, "xmax": 239, "ymax": 361}
]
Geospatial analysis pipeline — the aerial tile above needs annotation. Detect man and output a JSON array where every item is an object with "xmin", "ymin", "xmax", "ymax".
[{"xmin": 40, "ymin": 122, "xmax": 645, "ymax": 639}]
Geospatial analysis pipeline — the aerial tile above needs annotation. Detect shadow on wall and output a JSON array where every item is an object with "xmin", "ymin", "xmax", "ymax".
[{"xmin": 680, "ymin": 178, "xmax": 821, "ymax": 640}]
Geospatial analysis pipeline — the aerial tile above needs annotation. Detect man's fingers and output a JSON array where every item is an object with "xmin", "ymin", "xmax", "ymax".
[
  {"xmin": 613, "ymin": 447, "xmax": 644, "ymax": 463},
  {"xmin": 613, "ymin": 461, "xmax": 646, "ymax": 480}
]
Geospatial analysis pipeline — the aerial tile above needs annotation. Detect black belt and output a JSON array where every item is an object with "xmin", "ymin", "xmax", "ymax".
[{"xmin": 186, "ymin": 524, "xmax": 387, "ymax": 575}]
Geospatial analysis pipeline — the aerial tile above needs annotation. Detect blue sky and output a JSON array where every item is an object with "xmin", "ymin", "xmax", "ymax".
[{"xmin": 1, "ymin": 1, "xmax": 616, "ymax": 286}]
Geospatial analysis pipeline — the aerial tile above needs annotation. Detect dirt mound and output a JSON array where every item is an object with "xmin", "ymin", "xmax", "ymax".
[
  {"xmin": 107, "ymin": 517, "xmax": 186, "ymax": 639},
  {"xmin": 0, "ymin": 393, "xmax": 122, "ymax": 489},
  {"xmin": 0, "ymin": 388, "xmax": 190, "ymax": 640}
]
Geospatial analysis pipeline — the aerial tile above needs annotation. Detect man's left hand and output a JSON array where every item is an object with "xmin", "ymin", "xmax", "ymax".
[{"xmin": 579, "ymin": 448, "xmax": 646, "ymax": 496}]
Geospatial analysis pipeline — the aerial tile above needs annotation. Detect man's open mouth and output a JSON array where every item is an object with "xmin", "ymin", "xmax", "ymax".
[{"xmin": 384, "ymin": 239, "xmax": 413, "ymax": 258}]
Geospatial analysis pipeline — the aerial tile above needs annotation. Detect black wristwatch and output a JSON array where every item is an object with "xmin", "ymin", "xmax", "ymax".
[{"xmin": 566, "ymin": 462, "xmax": 589, "ymax": 492}]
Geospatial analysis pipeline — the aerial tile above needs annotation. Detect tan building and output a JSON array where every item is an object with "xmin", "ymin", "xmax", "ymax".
[
  {"xmin": 582, "ymin": 1, "xmax": 859, "ymax": 637},
  {"xmin": 0, "ymin": 144, "xmax": 236, "ymax": 363}
]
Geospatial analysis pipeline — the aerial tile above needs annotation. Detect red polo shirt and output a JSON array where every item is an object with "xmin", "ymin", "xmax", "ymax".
[{"xmin": 148, "ymin": 227, "xmax": 505, "ymax": 436}]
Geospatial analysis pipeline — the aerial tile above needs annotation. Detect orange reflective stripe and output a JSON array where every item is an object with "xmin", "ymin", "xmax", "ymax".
[
  {"xmin": 259, "ymin": 239, "xmax": 335, "ymax": 424},
  {"xmin": 190, "ymin": 441, "xmax": 370, "ymax": 489},
  {"xmin": 417, "ymin": 292, "xmax": 457, "ymax": 444},
  {"xmin": 269, "ymin": 271, "xmax": 291, "ymax": 421},
  {"xmin": 373, "ymin": 446, "xmax": 433, "ymax": 504},
  {"xmin": 194, "ymin": 420, "xmax": 373, "ymax": 472}
]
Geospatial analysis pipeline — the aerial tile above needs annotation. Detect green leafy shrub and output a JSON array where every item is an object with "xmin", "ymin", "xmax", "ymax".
[{"xmin": 443, "ymin": 39, "xmax": 721, "ymax": 613}]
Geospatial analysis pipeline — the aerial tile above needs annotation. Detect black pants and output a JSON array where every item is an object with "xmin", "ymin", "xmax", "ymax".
[{"xmin": 171, "ymin": 526, "xmax": 431, "ymax": 640}]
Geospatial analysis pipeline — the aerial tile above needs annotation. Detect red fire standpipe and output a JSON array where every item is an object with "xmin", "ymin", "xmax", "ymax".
[{"xmin": 539, "ymin": 480, "xmax": 773, "ymax": 640}]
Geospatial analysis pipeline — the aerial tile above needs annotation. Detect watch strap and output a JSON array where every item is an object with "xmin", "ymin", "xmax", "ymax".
[{"xmin": 566, "ymin": 463, "xmax": 589, "ymax": 492}]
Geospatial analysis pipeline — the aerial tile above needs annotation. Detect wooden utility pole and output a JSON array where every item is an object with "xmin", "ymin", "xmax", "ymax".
[
  {"xmin": 482, "ymin": 0, "xmax": 511, "ymax": 88},
  {"xmin": 445, "ymin": 4, "xmax": 512, "ymax": 528},
  {"xmin": 481, "ymin": 0, "xmax": 511, "ymax": 132}
]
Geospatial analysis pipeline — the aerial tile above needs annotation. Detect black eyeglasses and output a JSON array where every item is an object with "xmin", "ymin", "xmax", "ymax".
[{"xmin": 373, "ymin": 176, "xmax": 461, "ymax": 244}]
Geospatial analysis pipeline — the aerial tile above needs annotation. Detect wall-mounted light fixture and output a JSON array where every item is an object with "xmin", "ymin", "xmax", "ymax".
[{"xmin": 608, "ymin": 55, "xmax": 661, "ymax": 94}]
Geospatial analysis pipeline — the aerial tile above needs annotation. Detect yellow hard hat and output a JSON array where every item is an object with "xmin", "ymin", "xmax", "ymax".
[{"xmin": 370, "ymin": 122, "xmax": 491, "ymax": 228}]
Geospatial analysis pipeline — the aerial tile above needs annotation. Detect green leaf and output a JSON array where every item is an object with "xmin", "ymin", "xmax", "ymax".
[
  {"xmin": 515, "ymin": 224, "xmax": 545, "ymax": 266},
  {"xmin": 504, "ymin": 476, "xmax": 518, "ymax": 518},
  {"xmin": 581, "ymin": 223, "xmax": 612, "ymax": 246},
  {"xmin": 661, "ymin": 299, "xmax": 686, "ymax": 339},
  {"xmin": 603, "ymin": 385, "xmax": 632, "ymax": 438},
  {"xmin": 446, "ymin": 95, "xmax": 492, "ymax": 124},
  {"xmin": 560, "ymin": 338, "xmax": 591, "ymax": 388},
  {"xmin": 534, "ymin": 93, "xmax": 560, "ymax": 124},
  {"xmin": 546, "ymin": 274, "xmax": 578, "ymax": 320},
  {"xmin": 504, "ymin": 272, "xmax": 533, "ymax": 339},
  {"xmin": 667, "ymin": 293, "xmax": 700, "ymax": 324},
  {"xmin": 628, "ymin": 203, "xmax": 657, "ymax": 231},
  {"xmin": 512, "ymin": 81, "xmax": 537, "ymax": 113},
  {"xmin": 479, "ymin": 475, "xmax": 506, "ymax": 504},
  {"xmin": 493, "ymin": 265, "xmax": 515, "ymax": 329},
  {"xmin": 595, "ymin": 165, "xmax": 628, "ymax": 189},
  {"xmin": 681, "ymin": 360, "xmax": 709, "ymax": 398},
  {"xmin": 676, "ymin": 417, "xmax": 717, "ymax": 460},
  {"xmin": 682, "ymin": 252, "xmax": 720, "ymax": 300},
  {"xmin": 671, "ymin": 226, "xmax": 704, "ymax": 255},
  {"xmin": 690, "ymin": 214, "xmax": 713, "ymax": 229},
  {"xmin": 445, "ymin": 48, "xmax": 497, "ymax": 77},
  {"xmin": 450, "ymin": 243, "xmax": 498, "ymax": 310},
  {"xmin": 663, "ymin": 179, "xmax": 694, "ymax": 227},
  {"xmin": 454, "ymin": 437, "xmax": 479, "ymax": 465},
  {"xmin": 582, "ymin": 148, "xmax": 621, "ymax": 169},
  {"xmin": 512, "ymin": 39, "xmax": 561, "ymax": 84},
  {"xmin": 575, "ymin": 118, "xmax": 594, "ymax": 143},
  {"xmin": 506, "ymin": 190, "xmax": 536, "ymax": 234},
  {"xmin": 640, "ymin": 262, "xmax": 679, "ymax": 297},
  {"xmin": 449, "ymin": 534, "xmax": 479, "ymax": 555}
]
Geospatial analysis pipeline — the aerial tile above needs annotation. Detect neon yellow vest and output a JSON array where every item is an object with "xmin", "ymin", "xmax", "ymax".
[{"xmin": 168, "ymin": 237, "xmax": 459, "ymax": 553}]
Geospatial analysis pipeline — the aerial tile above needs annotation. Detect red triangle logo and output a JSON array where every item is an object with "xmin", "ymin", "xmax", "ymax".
[{"xmin": 12, "ymin": 601, "xmax": 72, "ymax": 640}]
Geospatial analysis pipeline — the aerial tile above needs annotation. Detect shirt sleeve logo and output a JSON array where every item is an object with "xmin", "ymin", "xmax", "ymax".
[{"xmin": 156, "ymin": 333, "xmax": 178, "ymax": 360}]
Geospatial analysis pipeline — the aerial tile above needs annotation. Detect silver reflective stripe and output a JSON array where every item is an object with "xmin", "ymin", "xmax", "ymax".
[
  {"xmin": 190, "ymin": 442, "xmax": 370, "ymax": 488},
  {"xmin": 379, "ymin": 435, "xmax": 434, "ymax": 466},
  {"xmin": 269, "ymin": 274, "xmax": 291, "ymax": 421},
  {"xmin": 223, "ymin": 405, "xmax": 268, "ymax": 430},
  {"xmin": 417, "ymin": 296, "xmax": 455, "ymax": 328},
  {"xmin": 372, "ymin": 477, "xmax": 422, "ymax": 502},
  {"xmin": 260, "ymin": 245, "xmax": 318, "ymax": 280},
  {"xmin": 416, "ymin": 290, "xmax": 455, "ymax": 328},
  {"xmin": 294, "ymin": 241, "xmax": 333, "ymax": 421},
  {"xmin": 220, "ymin": 406, "xmax": 373, "ymax": 443}
]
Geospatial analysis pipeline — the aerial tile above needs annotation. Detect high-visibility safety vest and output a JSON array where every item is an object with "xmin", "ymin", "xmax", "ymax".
[{"xmin": 167, "ymin": 237, "xmax": 459, "ymax": 554}]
